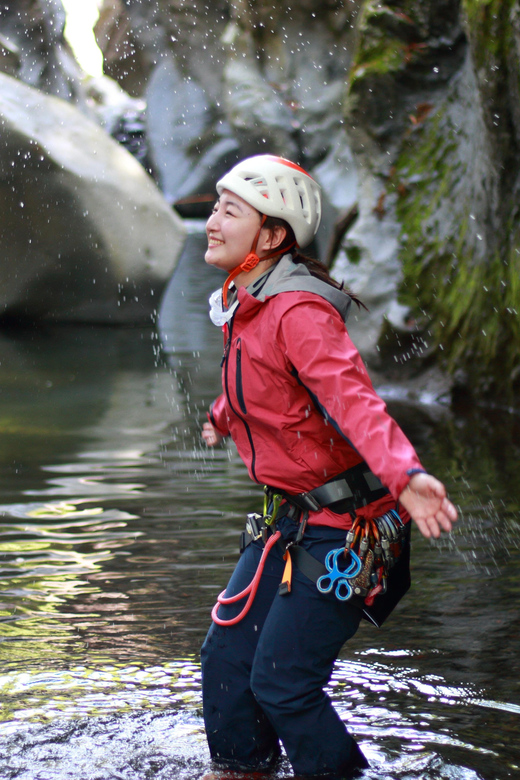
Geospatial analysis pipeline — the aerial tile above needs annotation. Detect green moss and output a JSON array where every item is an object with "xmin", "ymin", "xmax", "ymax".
[
  {"xmin": 350, "ymin": 1, "xmax": 419, "ymax": 83},
  {"xmin": 351, "ymin": 35, "xmax": 407, "ymax": 81},
  {"xmin": 345, "ymin": 244, "xmax": 362, "ymax": 265},
  {"xmin": 394, "ymin": 110, "xmax": 520, "ymax": 395},
  {"xmin": 462, "ymin": 0, "xmax": 517, "ymax": 69}
]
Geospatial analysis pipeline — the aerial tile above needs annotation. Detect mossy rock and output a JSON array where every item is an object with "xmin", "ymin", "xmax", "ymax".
[{"xmin": 393, "ymin": 85, "xmax": 520, "ymax": 396}]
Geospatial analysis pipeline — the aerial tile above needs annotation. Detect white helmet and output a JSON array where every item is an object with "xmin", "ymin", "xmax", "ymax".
[{"xmin": 216, "ymin": 155, "xmax": 321, "ymax": 248}]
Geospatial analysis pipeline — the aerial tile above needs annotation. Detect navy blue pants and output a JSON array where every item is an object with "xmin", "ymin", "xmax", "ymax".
[{"xmin": 201, "ymin": 521, "xmax": 369, "ymax": 778}]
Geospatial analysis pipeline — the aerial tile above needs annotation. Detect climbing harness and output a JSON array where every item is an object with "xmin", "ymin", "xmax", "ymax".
[
  {"xmin": 210, "ymin": 476, "xmax": 409, "ymax": 627},
  {"xmin": 283, "ymin": 462, "xmax": 390, "ymax": 517}
]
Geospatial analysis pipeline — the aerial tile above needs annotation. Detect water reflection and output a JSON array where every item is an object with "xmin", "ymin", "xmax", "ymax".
[{"xmin": 0, "ymin": 228, "xmax": 519, "ymax": 779}]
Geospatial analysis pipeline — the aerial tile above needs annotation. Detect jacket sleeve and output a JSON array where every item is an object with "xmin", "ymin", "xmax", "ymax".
[
  {"xmin": 208, "ymin": 393, "xmax": 230, "ymax": 437},
  {"xmin": 278, "ymin": 297, "xmax": 425, "ymax": 501}
]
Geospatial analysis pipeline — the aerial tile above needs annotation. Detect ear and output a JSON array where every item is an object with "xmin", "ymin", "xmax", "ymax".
[{"xmin": 258, "ymin": 225, "xmax": 287, "ymax": 255}]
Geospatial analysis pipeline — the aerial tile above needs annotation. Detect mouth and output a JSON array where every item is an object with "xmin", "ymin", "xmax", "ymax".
[{"xmin": 207, "ymin": 236, "xmax": 224, "ymax": 248}]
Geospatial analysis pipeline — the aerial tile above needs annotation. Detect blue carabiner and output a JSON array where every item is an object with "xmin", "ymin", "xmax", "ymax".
[{"xmin": 317, "ymin": 548, "xmax": 362, "ymax": 601}]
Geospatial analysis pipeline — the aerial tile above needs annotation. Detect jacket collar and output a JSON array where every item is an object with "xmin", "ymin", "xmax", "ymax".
[{"xmin": 236, "ymin": 254, "xmax": 351, "ymax": 323}]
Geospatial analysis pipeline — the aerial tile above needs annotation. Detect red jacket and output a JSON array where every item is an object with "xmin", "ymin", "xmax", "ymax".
[{"xmin": 209, "ymin": 265, "xmax": 424, "ymax": 529}]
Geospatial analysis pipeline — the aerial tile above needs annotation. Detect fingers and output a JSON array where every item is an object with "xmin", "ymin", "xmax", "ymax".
[
  {"xmin": 433, "ymin": 514, "xmax": 453, "ymax": 536},
  {"xmin": 432, "ymin": 498, "xmax": 458, "ymax": 535},
  {"xmin": 202, "ymin": 422, "xmax": 222, "ymax": 447},
  {"xmin": 419, "ymin": 515, "xmax": 441, "ymax": 539},
  {"xmin": 414, "ymin": 501, "xmax": 458, "ymax": 539},
  {"xmin": 442, "ymin": 496, "xmax": 459, "ymax": 522},
  {"xmin": 415, "ymin": 515, "xmax": 444, "ymax": 539}
]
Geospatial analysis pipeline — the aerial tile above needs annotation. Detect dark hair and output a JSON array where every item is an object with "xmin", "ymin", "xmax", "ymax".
[{"xmin": 263, "ymin": 215, "xmax": 366, "ymax": 308}]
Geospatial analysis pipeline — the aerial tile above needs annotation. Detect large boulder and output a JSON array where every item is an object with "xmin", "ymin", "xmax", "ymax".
[{"xmin": 0, "ymin": 71, "xmax": 186, "ymax": 323}]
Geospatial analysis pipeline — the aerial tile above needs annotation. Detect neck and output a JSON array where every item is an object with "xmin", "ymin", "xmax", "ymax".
[{"xmin": 232, "ymin": 256, "xmax": 279, "ymax": 290}]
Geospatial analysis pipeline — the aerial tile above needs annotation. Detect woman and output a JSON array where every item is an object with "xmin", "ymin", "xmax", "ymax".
[{"xmin": 200, "ymin": 155, "xmax": 457, "ymax": 779}]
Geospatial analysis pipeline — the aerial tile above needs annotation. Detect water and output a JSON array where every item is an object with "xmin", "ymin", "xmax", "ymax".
[{"xmin": 1, "ymin": 228, "xmax": 519, "ymax": 779}]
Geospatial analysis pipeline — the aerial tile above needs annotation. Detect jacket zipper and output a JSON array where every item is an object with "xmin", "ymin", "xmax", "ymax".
[
  {"xmin": 223, "ymin": 315, "xmax": 258, "ymax": 482},
  {"xmin": 235, "ymin": 338, "xmax": 247, "ymax": 414}
]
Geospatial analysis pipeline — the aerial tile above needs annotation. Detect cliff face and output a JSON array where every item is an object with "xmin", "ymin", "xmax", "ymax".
[{"xmin": 349, "ymin": 0, "xmax": 520, "ymax": 396}]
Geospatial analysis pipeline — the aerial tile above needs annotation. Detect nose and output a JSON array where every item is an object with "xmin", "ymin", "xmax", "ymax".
[{"xmin": 206, "ymin": 207, "xmax": 220, "ymax": 233}]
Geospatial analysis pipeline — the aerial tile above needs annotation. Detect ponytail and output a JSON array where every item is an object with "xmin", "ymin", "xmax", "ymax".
[{"xmin": 263, "ymin": 216, "xmax": 367, "ymax": 310}]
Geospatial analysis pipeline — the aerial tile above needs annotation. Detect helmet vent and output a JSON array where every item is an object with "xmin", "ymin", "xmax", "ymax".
[{"xmin": 248, "ymin": 176, "xmax": 270, "ymax": 199}]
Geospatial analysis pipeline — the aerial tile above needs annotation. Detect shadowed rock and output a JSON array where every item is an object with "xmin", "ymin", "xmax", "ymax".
[{"xmin": 0, "ymin": 71, "xmax": 186, "ymax": 323}]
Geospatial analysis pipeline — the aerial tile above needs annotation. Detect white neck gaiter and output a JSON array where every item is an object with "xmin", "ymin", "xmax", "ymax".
[{"xmin": 208, "ymin": 287, "xmax": 238, "ymax": 327}]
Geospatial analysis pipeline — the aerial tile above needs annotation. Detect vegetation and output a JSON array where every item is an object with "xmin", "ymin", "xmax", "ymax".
[{"xmin": 347, "ymin": 0, "xmax": 520, "ymax": 398}]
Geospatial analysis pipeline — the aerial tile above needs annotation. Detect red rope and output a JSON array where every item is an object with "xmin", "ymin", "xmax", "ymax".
[{"xmin": 211, "ymin": 530, "xmax": 282, "ymax": 626}]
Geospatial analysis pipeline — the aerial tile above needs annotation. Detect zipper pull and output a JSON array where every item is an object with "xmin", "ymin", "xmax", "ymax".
[{"xmin": 221, "ymin": 337, "xmax": 230, "ymax": 367}]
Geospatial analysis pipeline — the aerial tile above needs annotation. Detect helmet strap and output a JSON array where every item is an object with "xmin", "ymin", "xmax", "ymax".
[
  {"xmin": 222, "ymin": 215, "xmax": 265, "ymax": 308},
  {"xmin": 221, "ymin": 215, "xmax": 297, "ymax": 309}
]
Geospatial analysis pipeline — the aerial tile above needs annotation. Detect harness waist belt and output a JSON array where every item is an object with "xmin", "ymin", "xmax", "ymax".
[{"xmin": 286, "ymin": 462, "xmax": 390, "ymax": 515}]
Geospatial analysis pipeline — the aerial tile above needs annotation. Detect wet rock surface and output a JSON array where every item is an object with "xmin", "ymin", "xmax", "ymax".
[{"xmin": 0, "ymin": 71, "xmax": 186, "ymax": 323}]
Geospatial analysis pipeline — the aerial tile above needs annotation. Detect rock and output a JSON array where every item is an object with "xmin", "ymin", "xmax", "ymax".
[
  {"xmin": 0, "ymin": 0, "xmax": 84, "ymax": 101},
  {"xmin": 144, "ymin": 55, "xmax": 241, "ymax": 206},
  {"xmin": 145, "ymin": 56, "xmax": 211, "ymax": 202},
  {"xmin": 94, "ymin": 0, "xmax": 153, "ymax": 97},
  {"xmin": 83, "ymin": 74, "xmax": 144, "ymax": 134},
  {"xmin": 312, "ymin": 131, "xmax": 360, "ymax": 262},
  {"xmin": 82, "ymin": 75, "xmax": 154, "ymax": 172},
  {"xmin": 101, "ymin": 0, "xmax": 361, "ymax": 203},
  {"xmin": 0, "ymin": 71, "xmax": 186, "ymax": 323},
  {"xmin": 332, "ymin": 169, "xmax": 403, "ymax": 358},
  {"xmin": 220, "ymin": 28, "xmax": 298, "ymax": 159},
  {"xmin": 0, "ymin": 31, "xmax": 20, "ymax": 77}
]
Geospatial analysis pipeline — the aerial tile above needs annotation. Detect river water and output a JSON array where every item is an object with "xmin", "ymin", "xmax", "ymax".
[{"xmin": 1, "ymin": 228, "xmax": 519, "ymax": 780}]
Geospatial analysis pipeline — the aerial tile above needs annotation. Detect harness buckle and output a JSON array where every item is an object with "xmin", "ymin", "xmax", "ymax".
[
  {"xmin": 246, "ymin": 512, "xmax": 264, "ymax": 540},
  {"xmin": 240, "ymin": 512, "xmax": 264, "ymax": 553}
]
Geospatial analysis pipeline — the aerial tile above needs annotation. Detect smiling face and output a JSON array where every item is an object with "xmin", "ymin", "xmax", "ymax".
[{"xmin": 204, "ymin": 190, "xmax": 263, "ymax": 273}]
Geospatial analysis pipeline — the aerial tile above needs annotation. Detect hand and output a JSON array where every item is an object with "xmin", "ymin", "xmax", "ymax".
[
  {"xmin": 399, "ymin": 472, "xmax": 458, "ymax": 539},
  {"xmin": 202, "ymin": 421, "xmax": 224, "ymax": 447}
]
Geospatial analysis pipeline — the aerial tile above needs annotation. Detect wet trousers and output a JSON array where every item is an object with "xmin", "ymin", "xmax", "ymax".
[{"xmin": 200, "ymin": 523, "xmax": 369, "ymax": 778}]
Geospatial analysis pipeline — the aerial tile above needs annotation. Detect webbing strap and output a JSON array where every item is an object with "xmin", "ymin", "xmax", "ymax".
[
  {"xmin": 289, "ymin": 544, "xmax": 327, "ymax": 582},
  {"xmin": 287, "ymin": 462, "xmax": 389, "ymax": 516},
  {"xmin": 279, "ymin": 549, "xmax": 294, "ymax": 595}
]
